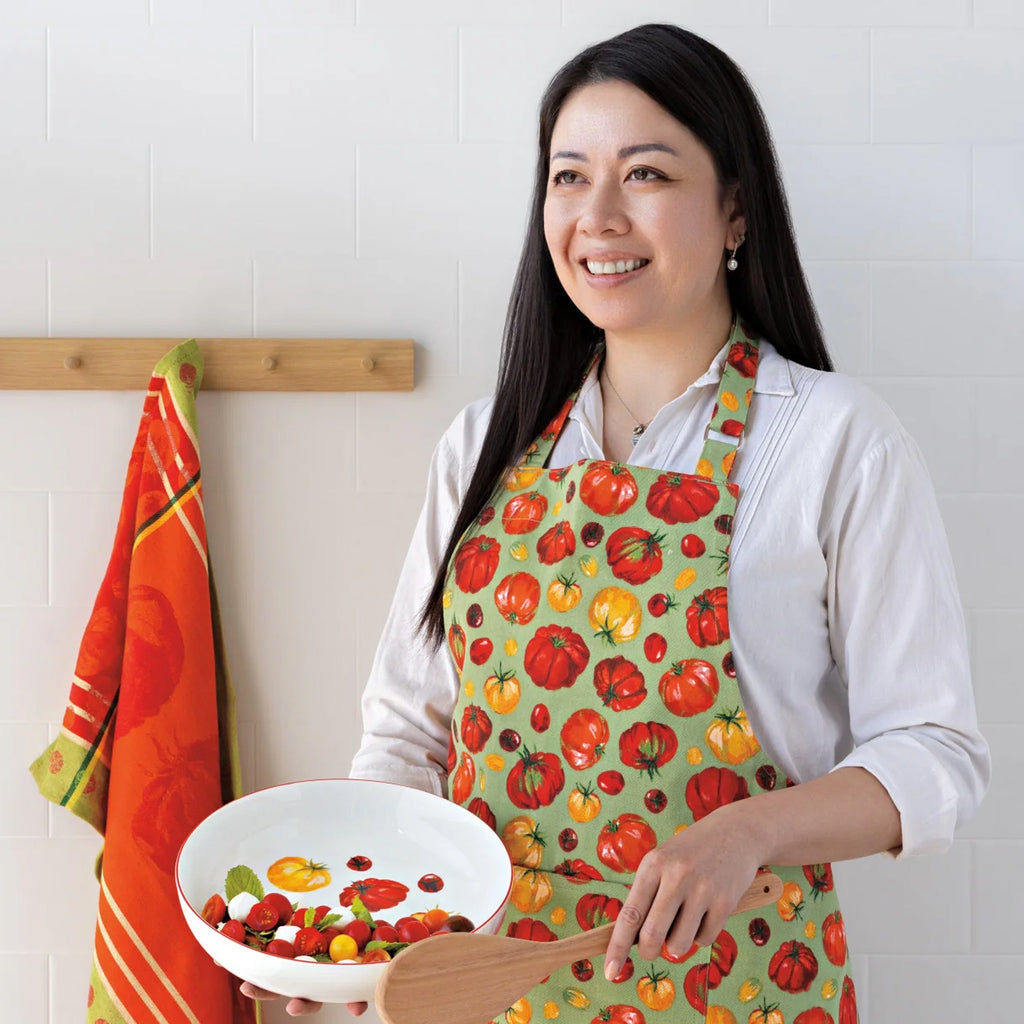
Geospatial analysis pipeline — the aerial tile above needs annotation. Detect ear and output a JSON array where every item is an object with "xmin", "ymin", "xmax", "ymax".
[{"xmin": 724, "ymin": 184, "xmax": 747, "ymax": 247}]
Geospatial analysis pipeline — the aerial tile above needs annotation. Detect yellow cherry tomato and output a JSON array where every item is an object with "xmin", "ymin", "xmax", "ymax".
[
  {"xmin": 544, "ymin": 1002, "xmax": 559, "ymax": 1019},
  {"xmin": 686, "ymin": 746, "xmax": 703, "ymax": 765},
  {"xmin": 464, "ymin": 680, "xmax": 474, "ymax": 698},
  {"xmin": 504, "ymin": 638, "xmax": 518, "ymax": 656},
  {"xmin": 510, "ymin": 542, "xmax": 529, "ymax": 561},
  {"xmin": 442, "ymin": 589, "xmax": 452, "ymax": 608},
  {"xmin": 579, "ymin": 555, "xmax": 599, "ymax": 578},
  {"xmin": 549, "ymin": 906, "xmax": 566, "ymax": 925},
  {"xmin": 696, "ymin": 458, "xmax": 714, "ymax": 478},
  {"xmin": 822, "ymin": 978, "xmax": 839, "ymax": 1000},
  {"xmin": 721, "ymin": 391, "xmax": 739, "ymax": 411},
  {"xmin": 329, "ymin": 933, "xmax": 359, "ymax": 962},
  {"xmin": 505, "ymin": 466, "xmax": 544, "ymax": 491},
  {"xmin": 485, "ymin": 754, "xmax": 505, "ymax": 771},
  {"xmin": 805, "ymin": 920, "xmax": 817, "ymax": 939},
  {"xmin": 552, "ymin": 500, "xmax": 563, "ymax": 516}
]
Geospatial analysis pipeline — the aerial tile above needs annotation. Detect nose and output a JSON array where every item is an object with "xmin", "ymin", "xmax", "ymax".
[{"xmin": 576, "ymin": 181, "xmax": 629, "ymax": 237}]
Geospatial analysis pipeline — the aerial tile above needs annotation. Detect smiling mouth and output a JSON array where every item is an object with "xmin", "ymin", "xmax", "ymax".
[{"xmin": 583, "ymin": 258, "xmax": 651, "ymax": 277}]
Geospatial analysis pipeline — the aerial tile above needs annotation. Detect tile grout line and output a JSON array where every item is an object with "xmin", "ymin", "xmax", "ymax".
[{"xmin": 46, "ymin": 260, "xmax": 52, "ymax": 338}]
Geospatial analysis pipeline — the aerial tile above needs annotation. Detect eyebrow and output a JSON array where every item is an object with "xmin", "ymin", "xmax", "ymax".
[{"xmin": 550, "ymin": 142, "xmax": 680, "ymax": 161}]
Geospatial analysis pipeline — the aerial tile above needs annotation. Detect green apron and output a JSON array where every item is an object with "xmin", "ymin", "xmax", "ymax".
[{"xmin": 443, "ymin": 316, "xmax": 858, "ymax": 1024}]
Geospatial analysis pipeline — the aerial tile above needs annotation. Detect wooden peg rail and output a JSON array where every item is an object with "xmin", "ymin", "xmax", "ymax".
[{"xmin": 0, "ymin": 337, "xmax": 414, "ymax": 392}]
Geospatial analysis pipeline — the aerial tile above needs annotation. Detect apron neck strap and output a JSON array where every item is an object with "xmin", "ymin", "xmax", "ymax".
[{"xmin": 696, "ymin": 316, "xmax": 761, "ymax": 484}]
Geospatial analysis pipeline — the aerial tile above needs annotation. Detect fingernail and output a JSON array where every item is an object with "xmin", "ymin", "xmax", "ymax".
[{"xmin": 604, "ymin": 960, "xmax": 621, "ymax": 981}]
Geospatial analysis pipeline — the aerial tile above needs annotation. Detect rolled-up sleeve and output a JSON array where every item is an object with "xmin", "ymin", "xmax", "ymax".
[{"xmin": 822, "ymin": 430, "xmax": 991, "ymax": 857}]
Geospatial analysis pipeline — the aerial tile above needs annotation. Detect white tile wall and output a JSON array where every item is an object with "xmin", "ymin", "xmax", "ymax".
[
  {"xmin": 0, "ymin": 142, "xmax": 149, "ymax": 260},
  {"xmin": 873, "ymin": 29, "xmax": 1024, "ymax": 143},
  {"xmin": 780, "ymin": 144, "xmax": 972, "ymax": 259},
  {"xmin": 974, "ymin": 146, "xmax": 1024, "ymax": 258},
  {"xmin": 48, "ymin": 25, "xmax": 252, "ymax": 144},
  {"xmin": 0, "ymin": 492, "xmax": 49, "ymax": 606},
  {"xmin": 0, "ymin": 29, "xmax": 45, "ymax": 140},
  {"xmin": 1, "ymin": 5, "xmax": 1017, "ymax": 1023},
  {"xmin": 770, "ymin": 0, "xmax": 971, "ymax": 27},
  {"xmin": 255, "ymin": 27, "xmax": 458, "ymax": 144}
]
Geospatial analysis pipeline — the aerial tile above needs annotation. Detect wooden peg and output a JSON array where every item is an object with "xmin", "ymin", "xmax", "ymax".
[
  {"xmin": 262, "ymin": 356, "xmax": 277, "ymax": 371},
  {"xmin": 361, "ymin": 356, "xmax": 376, "ymax": 371},
  {"xmin": 64, "ymin": 355, "xmax": 81, "ymax": 370}
]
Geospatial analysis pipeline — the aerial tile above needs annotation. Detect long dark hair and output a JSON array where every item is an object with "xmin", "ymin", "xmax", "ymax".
[{"xmin": 421, "ymin": 22, "xmax": 831, "ymax": 645}]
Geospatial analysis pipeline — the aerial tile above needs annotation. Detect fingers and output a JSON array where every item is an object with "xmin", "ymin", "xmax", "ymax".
[
  {"xmin": 345, "ymin": 1002, "xmax": 369, "ymax": 1016},
  {"xmin": 603, "ymin": 871, "xmax": 656, "ymax": 980},
  {"xmin": 237, "ymin": 982, "xmax": 325, "ymax": 1016},
  {"xmin": 285, "ymin": 998, "xmax": 325, "ymax": 1016}
]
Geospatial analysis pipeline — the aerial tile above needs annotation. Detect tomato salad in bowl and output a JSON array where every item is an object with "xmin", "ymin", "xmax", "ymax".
[{"xmin": 176, "ymin": 779, "xmax": 513, "ymax": 1003}]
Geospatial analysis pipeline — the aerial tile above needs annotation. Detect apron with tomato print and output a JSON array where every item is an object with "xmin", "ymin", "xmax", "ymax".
[{"xmin": 443, "ymin": 314, "xmax": 858, "ymax": 1024}]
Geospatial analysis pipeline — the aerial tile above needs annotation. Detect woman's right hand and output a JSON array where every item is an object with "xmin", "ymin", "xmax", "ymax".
[{"xmin": 238, "ymin": 981, "xmax": 368, "ymax": 1016}]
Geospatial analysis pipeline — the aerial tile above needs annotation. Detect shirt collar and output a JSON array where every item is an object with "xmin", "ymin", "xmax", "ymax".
[{"xmin": 570, "ymin": 335, "xmax": 795, "ymax": 430}]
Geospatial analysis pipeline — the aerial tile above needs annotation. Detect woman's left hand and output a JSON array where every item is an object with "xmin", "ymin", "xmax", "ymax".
[{"xmin": 601, "ymin": 804, "xmax": 762, "ymax": 981}]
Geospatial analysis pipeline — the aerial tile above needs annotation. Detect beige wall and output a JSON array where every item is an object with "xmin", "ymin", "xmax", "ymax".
[{"xmin": 1, "ymin": 2, "xmax": 1020, "ymax": 1022}]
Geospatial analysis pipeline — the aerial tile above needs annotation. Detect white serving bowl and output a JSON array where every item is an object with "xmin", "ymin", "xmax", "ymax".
[{"xmin": 176, "ymin": 778, "xmax": 512, "ymax": 1004}]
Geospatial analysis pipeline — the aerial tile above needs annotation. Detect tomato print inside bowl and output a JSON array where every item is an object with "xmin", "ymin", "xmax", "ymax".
[{"xmin": 176, "ymin": 778, "xmax": 513, "ymax": 1003}]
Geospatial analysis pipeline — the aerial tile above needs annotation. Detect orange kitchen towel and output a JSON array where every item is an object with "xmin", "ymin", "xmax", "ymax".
[{"xmin": 30, "ymin": 340, "xmax": 257, "ymax": 1024}]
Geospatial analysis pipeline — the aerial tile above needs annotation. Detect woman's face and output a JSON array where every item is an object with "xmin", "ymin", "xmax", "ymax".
[{"xmin": 543, "ymin": 79, "xmax": 743, "ymax": 342}]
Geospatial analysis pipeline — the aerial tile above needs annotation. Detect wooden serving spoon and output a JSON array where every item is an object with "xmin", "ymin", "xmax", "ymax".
[{"xmin": 375, "ymin": 871, "xmax": 783, "ymax": 1024}]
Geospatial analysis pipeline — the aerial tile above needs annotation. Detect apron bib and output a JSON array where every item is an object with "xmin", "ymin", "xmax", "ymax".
[{"xmin": 443, "ymin": 317, "xmax": 858, "ymax": 1024}]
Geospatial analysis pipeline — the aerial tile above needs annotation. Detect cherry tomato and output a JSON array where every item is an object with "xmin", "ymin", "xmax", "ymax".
[
  {"xmin": 372, "ymin": 924, "xmax": 399, "ymax": 943},
  {"xmin": 422, "ymin": 908, "xmax": 450, "ymax": 933},
  {"xmin": 343, "ymin": 919, "xmax": 372, "ymax": 949},
  {"xmin": 644, "ymin": 788, "xmax": 667, "ymax": 813},
  {"xmin": 647, "ymin": 593, "xmax": 672, "ymax": 617},
  {"xmin": 346, "ymin": 855, "xmax": 372, "ymax": 871},
  {"xmin": 755, "ymin": 765, "xmax": 777, "ymax": 790},
  {"xmin": 581, "ymin": 522, "xmax": 604, "ymax": 547},
  {"xmin": 722, "ymin": 651, "xmax": 736, "ymax": 678},
  {"xmin": 446, "ymin": 914, "xmax": 475, "ymax": 932},
  {"xmin": 201, "ymin": 894, "xmax": 227, "ymax": 925},
  {"xmin": 418, "ymin": 873, "xmax": 444, "ymax": 892},
  {"xmin": 266, "ymin": 938, "xmax": 296, "ymax": 958},
  {"xmin": 329, "ymin": 934, "xmax": 359, "ymax": 962},
  {"xmin": 530, "ymin": 703, "xmax": 551, "ymax": 733},
  {"xmin": 572, "ymin": 959, "xmax": 594, "ymax": 981},
  {"xmin": 565, "ymin": 481, "xmax": 576, "ymax": 503},
  {"xmin": 644, "ymin": 633, "xmax": 667, "ymax": 663},
  {"xmin": 681, "ymin": 534, "xmax": 705, "ymax": 558},
  {"xmin": 263, "ymin": 892, "xmax": 293, "ymax": 924},
  {"xmin": 559, "ymin": 827, "xmax": 578, "ymax": 851},
  {"xmin": 397, "ymin": 918, "xmax": 431, "ymax": 944},
  {"xmin": 361, "ymin": 947, "xmax": 392, "ymax": 963},
  {"xmin": 749, "ymin": 917, "xmax": 770, "ymax": 946},
  {"xmin": 597, "ymin": 770, "xmax": 625, "ymax": 795},
  {"xmin": 469, "ymin": 637, "xmax": 493, "ymax": 665},
  {"xmin": 499, "ymin": 728, "xmax": 522, "ymax": 751},
  {"xmin": 467, "ymin": 603, "xmax": 484, "ymax": 628},
  {"xmin": 478, "ymin": 506, "xmax": 495, "ymax": 525}
]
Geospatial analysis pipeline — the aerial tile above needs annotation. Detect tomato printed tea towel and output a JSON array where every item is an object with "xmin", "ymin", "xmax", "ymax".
[{"xmin": 29, "ymin": 341, "xmax": 257, "ymax": 1024}]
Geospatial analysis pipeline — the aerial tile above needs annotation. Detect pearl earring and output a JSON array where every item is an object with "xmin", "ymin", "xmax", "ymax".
[{"xmin": 726, "ymin": 234, "xmax": 745, "ymax": 272}]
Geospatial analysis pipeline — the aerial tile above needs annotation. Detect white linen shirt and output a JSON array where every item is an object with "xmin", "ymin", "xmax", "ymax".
[{"xmin": 349, "ymin": 339, "xmax": 991, "ymax": 858}]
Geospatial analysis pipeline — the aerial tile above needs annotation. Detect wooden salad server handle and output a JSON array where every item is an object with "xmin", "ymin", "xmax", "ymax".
[{"xmin": 374, "ymin": 871, "xmax": 783, "ymax": 1024}]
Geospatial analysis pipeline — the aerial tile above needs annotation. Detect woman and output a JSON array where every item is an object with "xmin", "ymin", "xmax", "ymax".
[{"xmin": 245, "ymin": 23, "xmax": 989, "ymax": 1021}]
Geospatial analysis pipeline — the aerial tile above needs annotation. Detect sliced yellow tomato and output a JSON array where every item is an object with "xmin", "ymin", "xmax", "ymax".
[{"xmin": 266, "ymin": 856, "xmax": 331, "ymax": 893}]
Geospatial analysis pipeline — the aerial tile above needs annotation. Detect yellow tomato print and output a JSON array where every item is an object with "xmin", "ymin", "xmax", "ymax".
[
  {"xmin": 549, "ymin": 905, "xmax": 566, "ymax": 925},
  {"xmin": 266, "ymin": 856, "xmax": 331, "ymax": 893},
  {"xmin": 587, "ymin": 586, "xmax": 642, "ymax": 644},
  {"xmin": 721, "ymin": 390, "xmax": 739, "ymax": 411},
  {"xmin": 696, "ymin": 457, "xmax": 714, "ymax": 478},
  {"xmin": 674, "ymin": 567, "xmax": 698, "ymax": 590},
  {"xmin": 485, "ymin": 753, "xmax": 505, "ymax": 771}
]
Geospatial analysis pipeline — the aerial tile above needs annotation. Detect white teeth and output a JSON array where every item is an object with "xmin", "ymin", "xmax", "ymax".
[{"xmin": 586, "ymin": 258, "xmax": 648, "ymax": 276}]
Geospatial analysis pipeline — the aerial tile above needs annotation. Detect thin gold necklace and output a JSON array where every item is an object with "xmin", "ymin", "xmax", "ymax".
[{"xmin": 602, "ymin": 368, "xmax": 647, "ymax": 446}]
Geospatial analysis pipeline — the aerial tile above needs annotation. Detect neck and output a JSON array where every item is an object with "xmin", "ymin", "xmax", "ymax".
[{"xmin": 600, "ymin": 303, "xmax": 734, "ymax": 428}]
